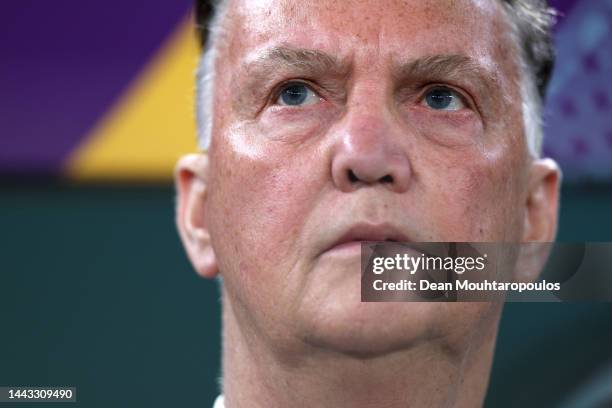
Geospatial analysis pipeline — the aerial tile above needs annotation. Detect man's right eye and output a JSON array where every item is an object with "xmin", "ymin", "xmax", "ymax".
[{"xmin": 275, "ymin": 83, "xmax": 321, "ymax": 106}]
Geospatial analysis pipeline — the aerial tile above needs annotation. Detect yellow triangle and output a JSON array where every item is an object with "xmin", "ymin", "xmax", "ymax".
[{"xmin": 66, "ymin": 15, "xmax": 200, "ymax": 182}]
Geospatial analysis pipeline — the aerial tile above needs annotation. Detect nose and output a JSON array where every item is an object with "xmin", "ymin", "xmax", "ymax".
[{"xmin": 331, "ymin": 112, "xmax": 412, "ymax": 193}]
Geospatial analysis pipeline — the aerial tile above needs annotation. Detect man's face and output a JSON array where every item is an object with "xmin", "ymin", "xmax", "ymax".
[{"xmin": 204, "ymin": 0, "xmax": 532, "ymax": 355}]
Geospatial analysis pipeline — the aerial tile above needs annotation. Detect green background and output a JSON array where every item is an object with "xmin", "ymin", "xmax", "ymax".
[{"xmin": 1, "ymin": 183, "xmax": 611, "ymax": 407}]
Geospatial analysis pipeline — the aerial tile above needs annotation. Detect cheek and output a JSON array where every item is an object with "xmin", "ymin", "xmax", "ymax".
[
  {"xmin": 207, "ymin": 139, "xmax": 322, "ymax": 276},
  {"xmin": 416, "ymin": 143, "xmax": 523, "ymax": 241},
  {"xmin": 404, "ymin": 108, "xmax": 524, "ymax": 241},
  {"xmin": 208, "ymin": 103, "xmax": 338, "ymax": 266}
]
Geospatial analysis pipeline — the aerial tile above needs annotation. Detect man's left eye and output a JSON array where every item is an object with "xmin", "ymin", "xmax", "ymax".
[
  {"xmin": 275, "ymin": 83, "xmax": 320, "ymax": 106},
  {"xmin": 422, "ymin": 86, "xmax": 465, "ymax": 111}
]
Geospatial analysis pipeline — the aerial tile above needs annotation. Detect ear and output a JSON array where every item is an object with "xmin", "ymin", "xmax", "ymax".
[
  {"xmin": 175, "ymin": 153, "xmax": 219, "ymax": 279},
  {"xmin": 522, "ymin": 158, "xmax": 561, "ymax": 243},
  {"xmin": 514, "ymin": 158, "xmax": 561, "ymax": 283}
]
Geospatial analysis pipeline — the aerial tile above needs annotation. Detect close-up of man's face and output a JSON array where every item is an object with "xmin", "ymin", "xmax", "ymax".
[
  {"xmin": 8, "ymin": 0, "xmax": 612, "ymax": 406},
  {"xmin": 177, "ymin": 0, "xmax": 559, "ymax": 377},
  {"xmin": 5, "ymin": 0, "xmax": 612, "ymax": 405}
]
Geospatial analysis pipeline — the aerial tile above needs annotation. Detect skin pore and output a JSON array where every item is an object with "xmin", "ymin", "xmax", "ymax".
[{"xmin": 175, "ymin": 0, "xmax": 560, "ymax": 407}]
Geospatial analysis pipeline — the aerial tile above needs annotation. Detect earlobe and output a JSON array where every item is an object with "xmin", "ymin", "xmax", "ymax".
[{"xmin": 175, "ymin": 153, "xmax": 219, "ymax": 279}]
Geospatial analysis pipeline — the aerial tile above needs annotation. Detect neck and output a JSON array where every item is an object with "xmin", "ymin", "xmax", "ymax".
[{"xmin": 220, "ymin": 296, "xmax": 500, "ymax": 408}]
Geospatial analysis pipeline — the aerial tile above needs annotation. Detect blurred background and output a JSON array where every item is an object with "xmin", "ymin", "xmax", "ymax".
[{"xmin": 1, "ymin": 0, "xmax": 611, "ymax": 406}]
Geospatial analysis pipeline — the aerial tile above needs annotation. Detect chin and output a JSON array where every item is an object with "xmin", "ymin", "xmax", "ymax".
[
  {"xmin": 292, "ymin": 255, "xmax": 486, "ymax": 358},
  {"xmin": 296, "ymin": 288, "xmax": 446, "ymax": 358}
]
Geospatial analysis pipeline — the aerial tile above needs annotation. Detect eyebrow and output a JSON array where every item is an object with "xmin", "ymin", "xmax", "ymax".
[
  {"xmin": 241, "ymin": 46, "xmax": 350, "ymax": 81},
  {"xmin": 392, "ymin": 54, "xmax": 501, "ymax": 94}
]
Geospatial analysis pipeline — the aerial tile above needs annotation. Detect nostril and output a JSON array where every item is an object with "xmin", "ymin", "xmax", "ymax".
[
  {"xmin": 348, "ymin": 169, "xmax": 359, "ymax": 183},
  {"xmin": 380, "ymin": 175, "xmax": 394, "ymax": 184}
]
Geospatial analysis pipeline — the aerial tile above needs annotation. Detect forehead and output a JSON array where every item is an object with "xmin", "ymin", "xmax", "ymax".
[{"xmin": 224, "ymin": 0, "xmax": 514, "ymax": 72}]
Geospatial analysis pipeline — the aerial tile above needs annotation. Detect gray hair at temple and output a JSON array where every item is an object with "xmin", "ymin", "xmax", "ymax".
[{"xmin": 193, "ymin": 0, "xmax": 556, "ymax": 157}]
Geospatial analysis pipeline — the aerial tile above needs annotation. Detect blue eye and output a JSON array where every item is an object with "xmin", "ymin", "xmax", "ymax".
[
  {"xmin": 423, "ymin": 87, "xmax": 465, "ymax": 111},
  {"xmin": 277, "ymin": 83, "xmax": 320, "ymax": 106}
]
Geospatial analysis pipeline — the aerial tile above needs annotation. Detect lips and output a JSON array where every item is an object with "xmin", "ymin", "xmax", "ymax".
[{"xmin": 322, "ymin": 223, "xmax": 411, "ymax": 254}]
